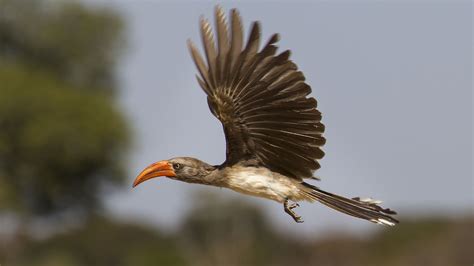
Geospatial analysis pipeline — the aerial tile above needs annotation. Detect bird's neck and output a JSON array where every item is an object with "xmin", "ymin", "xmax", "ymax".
[{"xmin": 198, "ymin": 165, "xmax": 222, "ymax": 185}]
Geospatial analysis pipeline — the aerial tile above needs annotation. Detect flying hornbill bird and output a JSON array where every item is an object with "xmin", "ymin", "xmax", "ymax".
[{"xmin": 133, "ymin": 6, "xmax": 398, "ymax": 225}]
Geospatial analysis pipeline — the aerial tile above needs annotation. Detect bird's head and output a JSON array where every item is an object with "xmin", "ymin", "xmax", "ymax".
[{"xmin": 132, "ymin": 157, "xmax": 215, "ymax": 187}]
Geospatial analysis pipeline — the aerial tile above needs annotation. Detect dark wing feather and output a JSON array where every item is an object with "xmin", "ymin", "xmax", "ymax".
[{"xmin": 188, "ymin": 6, "xmax": 325, "ymax": 180}]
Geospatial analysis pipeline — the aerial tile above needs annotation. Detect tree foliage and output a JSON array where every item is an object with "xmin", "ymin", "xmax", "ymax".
[
  {"xmin": 0, "ymin": 0, "xmax": 125, "ymax": 91},
  {"xmin": 0, "ymin": 65, "xmax": 128, "ymax": 215},
  {"xmin": 0, "ymin": 0, "xmax": 129, "ymax": 217},
  {"xmin": 1, "ymin": 195, "xmax": 472, "ymax": 266}
]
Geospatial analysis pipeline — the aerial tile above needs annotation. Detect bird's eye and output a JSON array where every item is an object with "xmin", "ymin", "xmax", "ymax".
[{"xmin": 173, "ymin": 163, "xmax": 181, "ymax": 170}]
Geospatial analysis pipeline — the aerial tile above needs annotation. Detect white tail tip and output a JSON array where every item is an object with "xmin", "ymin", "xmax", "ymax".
[{"xmin": 371, "ymin": 218, "xmax": 396, "ymax": 226}]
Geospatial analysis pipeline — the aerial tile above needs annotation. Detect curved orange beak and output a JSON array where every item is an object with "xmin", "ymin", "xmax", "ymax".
[{"xmin": 132, "ymin": 160, "xmax": 176, "ymax": 188}]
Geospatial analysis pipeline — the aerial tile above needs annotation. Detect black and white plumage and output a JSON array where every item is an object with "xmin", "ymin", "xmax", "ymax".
[{"xmin": 133, "ymin": 6, "xmax": 398, "ymax": 226}]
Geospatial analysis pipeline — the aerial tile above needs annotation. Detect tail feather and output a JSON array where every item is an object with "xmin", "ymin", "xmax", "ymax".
[{"xmin": 302, "ymin": 183, "xmax": 399, "ymax": 226}]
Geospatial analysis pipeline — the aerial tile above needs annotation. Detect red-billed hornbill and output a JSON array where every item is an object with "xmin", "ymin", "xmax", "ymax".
[{"xmin": 133, "ymin": 6, "xmax": 398, "ymax": 225}]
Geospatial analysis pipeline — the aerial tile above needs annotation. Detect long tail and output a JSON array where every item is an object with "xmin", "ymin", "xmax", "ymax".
[{"xmin": 302, "ymin": 183, "xmax": 399, "ymax": 226}]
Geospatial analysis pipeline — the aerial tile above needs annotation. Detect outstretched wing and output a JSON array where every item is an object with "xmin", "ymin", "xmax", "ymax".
[{"xmin": 188, "ymin": 6, "xmax": 325, "ymax": 180}]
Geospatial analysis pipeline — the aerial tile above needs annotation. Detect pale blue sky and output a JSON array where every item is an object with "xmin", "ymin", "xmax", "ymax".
[{"xmin": 85, "ymin": 1, "xmax": 472, "ymax": 235}]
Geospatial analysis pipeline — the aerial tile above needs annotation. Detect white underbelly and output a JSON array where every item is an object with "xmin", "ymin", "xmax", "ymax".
[{"xmin": 224, "ymin": 167, "xmax": 302, "ymax": 202}]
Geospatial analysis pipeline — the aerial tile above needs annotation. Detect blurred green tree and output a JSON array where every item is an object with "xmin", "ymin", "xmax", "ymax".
[
  {"xmin": 0, "ymin": 0, "xmax": 129, "ymax": 218},
  {"xmin": 17, "ymin": 216, "xmax": 187, "ymax": 266},
  {"xmin": 0, "ymin": 0, "xmax": 125, "ymax": 92},
  {"xmin": 0, "ymin": 65, "xmax": 128, "ymax": 215},
  {"xmin": 177, "ymin": 193, "xmax": 310, "ymax": 266},
  {"xmin": 5, "ymin": 194, "xmax": 471, "ymax": 266}
]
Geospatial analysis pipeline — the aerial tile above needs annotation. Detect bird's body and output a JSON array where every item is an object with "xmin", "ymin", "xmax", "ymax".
[
  {"xmin": 133, "ymin": 6, "xmax": 399, "ymax": 226},
  {"xmin": 219, "ymin": 165, "xmax": 306, "ymax": 203}
]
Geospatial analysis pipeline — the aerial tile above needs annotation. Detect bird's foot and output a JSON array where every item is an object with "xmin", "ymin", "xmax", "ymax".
[{"xmin": 284, "ymin": 199, "xmax": 303, "ymax": 223}]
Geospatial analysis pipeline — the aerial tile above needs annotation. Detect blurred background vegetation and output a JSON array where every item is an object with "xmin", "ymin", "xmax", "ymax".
[{"xmin": 0, "ymin": 0, "xmax": 472, "ymax": 265}]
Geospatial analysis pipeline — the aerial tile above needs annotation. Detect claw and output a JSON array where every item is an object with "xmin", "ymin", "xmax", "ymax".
[
  {"xmin": 284, "ymin": 199, "xmax": 304, "ymax": 223},
  {"xmin": 288, "ymin": 202, "xmax": 300, "ymax": 209},
  {"xmin": 294, "ymin": 214, "xmax": 304, "ymax": 223}
]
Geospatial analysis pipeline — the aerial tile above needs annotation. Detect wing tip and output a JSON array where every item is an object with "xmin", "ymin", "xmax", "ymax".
[
  {"xmin": 187, "ymin": 38, "xmax": 195, "ymax": 49},
  {"xmin": 215, "ymin": 4, "xmax": 224, "ymax": 16}
]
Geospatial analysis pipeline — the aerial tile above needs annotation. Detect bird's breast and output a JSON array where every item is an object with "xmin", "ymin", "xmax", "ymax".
[{"xmin": 221, "ymin": 166, "xmax": 303, "ymax": 203}]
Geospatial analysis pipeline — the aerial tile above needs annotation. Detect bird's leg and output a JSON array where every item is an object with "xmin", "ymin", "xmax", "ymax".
[{"xmin": 284, "ymin": 198, "xmax": 303, "ymax": 223}]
